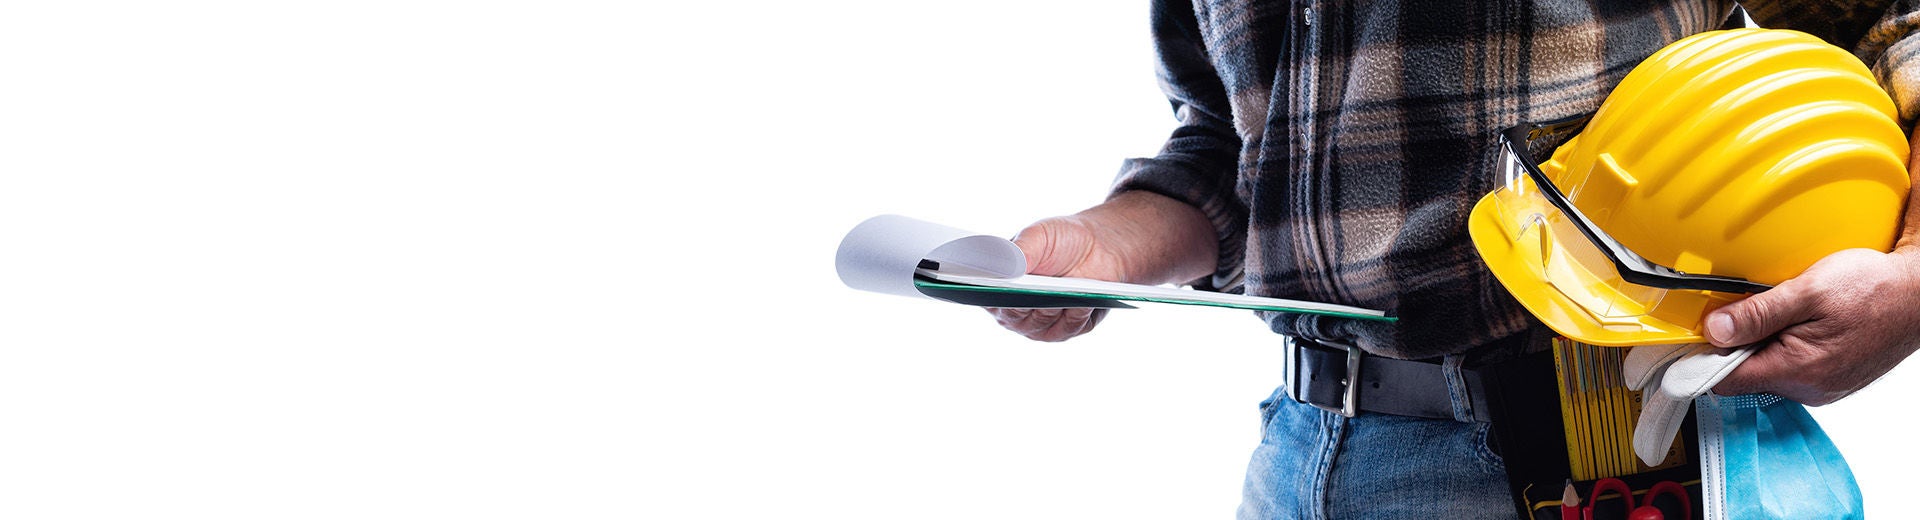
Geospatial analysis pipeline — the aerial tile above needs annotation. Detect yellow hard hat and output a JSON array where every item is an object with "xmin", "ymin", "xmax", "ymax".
[{"xmin": 1468, "ymin": 28, "xmax": 1911, "ymax": 346}]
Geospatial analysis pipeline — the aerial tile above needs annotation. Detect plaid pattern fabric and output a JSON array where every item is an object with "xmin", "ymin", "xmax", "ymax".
[{"xmin": 1115, "ymin": 0, "xmax": 1920, "ymax": 359}]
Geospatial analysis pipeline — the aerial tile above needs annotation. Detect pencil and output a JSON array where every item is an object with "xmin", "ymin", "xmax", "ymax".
[{"xmin": 1561, "ymin": 478, "xmax": 1582, "ymax": 520}]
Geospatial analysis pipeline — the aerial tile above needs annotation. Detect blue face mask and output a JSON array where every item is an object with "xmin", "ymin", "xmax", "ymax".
[{"xmin": 1695, "ymin": 393, "xmax": 1862, "ymax": 519}]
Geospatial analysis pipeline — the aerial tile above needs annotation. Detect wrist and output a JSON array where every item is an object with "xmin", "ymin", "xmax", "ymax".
[
  {"xmin": 1083, "ymin": 190, "xmax": 1218, "ymax": 286},
  {"xmin": 1888, "ymin": 244, "xmax": 1920, "ymax": 279}
]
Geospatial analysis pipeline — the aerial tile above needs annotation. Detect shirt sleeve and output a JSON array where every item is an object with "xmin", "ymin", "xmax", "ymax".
[
  {"xmin": 1745, "ymin": 0, "xmax": 1920, "ymax": 129},
  {"xmin": 1111, "ymin": 0, "xmax": 1249, "ymax": 292}
]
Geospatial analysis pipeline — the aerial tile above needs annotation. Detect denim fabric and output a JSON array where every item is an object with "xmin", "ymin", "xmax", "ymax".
[{"xmin": 1237, "ymin": 384, "xmax": 1516, "ymax": 519}]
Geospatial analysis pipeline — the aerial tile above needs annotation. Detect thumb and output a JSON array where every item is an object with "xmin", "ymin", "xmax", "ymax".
[
  {"xmin": 1703, "ymin": 281, "xmax": 1818, "ymax": 348},
  {"xmin": 1011, "ymin": 218, "xmax": 1093, "ymax": 277}
]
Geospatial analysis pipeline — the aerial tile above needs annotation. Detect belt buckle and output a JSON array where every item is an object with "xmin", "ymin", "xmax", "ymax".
[{"xmin": 1285, "ymin": 336, "xmax": 1362, "ymax": 418}]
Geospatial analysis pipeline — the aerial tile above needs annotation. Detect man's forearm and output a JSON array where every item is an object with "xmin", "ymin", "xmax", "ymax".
[{"xmin": 1081, "ymin": 190, "xmax": 1219, "ymax": 287}]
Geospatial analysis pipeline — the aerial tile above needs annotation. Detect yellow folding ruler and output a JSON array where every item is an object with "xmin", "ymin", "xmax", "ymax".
[{"xmin": 1552, "ymin": 338, "xmax": 1686, "ymax": 480}]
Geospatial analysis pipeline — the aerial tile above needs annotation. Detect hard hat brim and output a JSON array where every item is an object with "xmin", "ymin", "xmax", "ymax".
[{"xmin": 1468, "ymin": 192, "xmax": 1706, "ymax": 346}]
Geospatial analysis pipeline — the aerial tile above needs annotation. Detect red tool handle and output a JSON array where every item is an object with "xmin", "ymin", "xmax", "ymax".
[
  {"xmin": 1585, "ymin": 478, "xmax": 1635, "ymax": 520},
  {"xmin": 1635, "ymin": 481, "xmax": 1691, "ymax": 520}
]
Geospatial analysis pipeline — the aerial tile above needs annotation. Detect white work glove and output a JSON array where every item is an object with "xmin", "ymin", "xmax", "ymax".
[{"xmin": 1623, "ymin": 343, "xmax": 1755, "ymax": 466}]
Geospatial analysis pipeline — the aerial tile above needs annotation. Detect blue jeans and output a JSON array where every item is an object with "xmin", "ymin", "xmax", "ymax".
[{"xmin": 1237, "ymin": 384, "xmax": 1517, "ymax": 519}]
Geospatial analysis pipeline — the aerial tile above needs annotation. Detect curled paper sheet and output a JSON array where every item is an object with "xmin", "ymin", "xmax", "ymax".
[
  {"xmin": 834, "ymin": 214, "xmax": 1025, "ymax": 299},
  {"xmin": 834, "ymin": 214, "xmax": 1394, "ymax": 320},
  {"xmin": 833, "ymin": 214, "xmax": 1133, "ymax": 308}
]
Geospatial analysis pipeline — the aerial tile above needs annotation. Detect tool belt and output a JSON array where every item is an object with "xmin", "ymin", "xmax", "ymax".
[
  {"xmin": 1496, "ymin": 338, "xmax": 1703, "ymax": 520},
  {"xmin": 1282, "ymin": 334, "xmax": 1530, "ymax": 422},
  {"xmin": 1287, "ymin": 333, "xmax": 1703, "ymax": 519}
]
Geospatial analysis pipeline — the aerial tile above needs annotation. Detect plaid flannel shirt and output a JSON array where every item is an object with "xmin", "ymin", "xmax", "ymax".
[{"xmin": 1115, "ymin": 0, "xmax": 1920, "ymax": 359}]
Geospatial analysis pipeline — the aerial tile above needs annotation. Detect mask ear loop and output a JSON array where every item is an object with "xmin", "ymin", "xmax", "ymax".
[{"xmin": 1696, "ymin": 394, "xmax": 1731, "ymax": 520}]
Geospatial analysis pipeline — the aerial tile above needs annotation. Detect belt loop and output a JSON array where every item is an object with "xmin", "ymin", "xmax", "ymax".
[{"xmin": 1442, "ymin": 354, "xmax": 1476, "ymax": 423}]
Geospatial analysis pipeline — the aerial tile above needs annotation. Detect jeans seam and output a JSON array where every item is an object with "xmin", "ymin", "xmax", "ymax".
[
  {"xmin": 1473, "ymin": 423, "xmax": 1506, "ymax": 471},
  {"xmin": 1311, "ymin": 411, "xmax": 1344, "ymax": 520}
]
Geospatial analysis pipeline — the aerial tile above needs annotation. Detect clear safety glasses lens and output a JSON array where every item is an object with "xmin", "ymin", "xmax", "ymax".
[
  {"xmin": 1491, "ymin": 146, "xmax": 1667, "ymax": 319},
  {"xmin": 1490, "ymin": 115, "xmax": 1769, "ymax": 319}
]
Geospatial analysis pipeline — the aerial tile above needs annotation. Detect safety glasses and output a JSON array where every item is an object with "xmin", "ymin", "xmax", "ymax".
[{"xmin": 1489, "ymin": 114, "xmax": 1770, "ymax": 320}]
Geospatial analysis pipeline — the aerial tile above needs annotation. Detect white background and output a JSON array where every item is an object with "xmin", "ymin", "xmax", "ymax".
[{"xmin": 0, "ymin": 1, "xmax": 1911, "ymax": 518}]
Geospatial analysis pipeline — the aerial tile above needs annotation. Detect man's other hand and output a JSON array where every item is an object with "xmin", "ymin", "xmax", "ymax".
[
  {"xmin": 985, "ymin": 191, "xmax": 1217, "ymax": 342},
  {"xmin": 987, "ymin": 216, "xmax": 1126, "ymax": 342},
  {"xmin": 1708, "ymin": 248, "xmax": 1920, "ymax": 405}
]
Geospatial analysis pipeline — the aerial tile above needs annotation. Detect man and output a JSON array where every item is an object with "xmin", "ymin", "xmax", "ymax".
[{"xmin": 987, "ymin": 2, "xmax": 1920, "ymax": 517}]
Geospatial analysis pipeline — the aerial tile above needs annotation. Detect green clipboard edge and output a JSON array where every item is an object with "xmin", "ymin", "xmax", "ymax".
[{"xmin": 913, "ymin": 278, "xmax": 1397, "ymax": 323}]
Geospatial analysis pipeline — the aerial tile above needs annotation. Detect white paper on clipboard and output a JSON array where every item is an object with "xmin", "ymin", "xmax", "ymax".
[{"xmin": 834, "ymin": 214, "xmax": 1395, "ymax": 321}]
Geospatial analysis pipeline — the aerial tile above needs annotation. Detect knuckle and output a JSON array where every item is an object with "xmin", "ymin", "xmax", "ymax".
[
  {"xmin": 1737, "ymin": 289, "xmax": 1806, "ymax": 332},
  {"xmin": 1727, "ymin": 299, "xmax": 1769, "ymax": 333}
]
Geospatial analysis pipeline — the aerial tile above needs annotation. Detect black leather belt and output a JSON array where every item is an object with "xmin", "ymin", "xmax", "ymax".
[{"xmin": 1283, "ymin": 336, "xmax": 1502, "ymax": 422}]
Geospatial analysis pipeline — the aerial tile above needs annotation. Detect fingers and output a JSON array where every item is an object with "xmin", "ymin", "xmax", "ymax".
[
  {"xmin": 986, "ymin": 307, "xmax": 1105, "ymax": 342},
  {"xmin": 1037, "ymin": 308, "xmax": 1106, "ymax": 341},
  {"xmin": 988, "ymin": 217, "xmax": 1114, "ymax": 343},
  {"xmin": 1712, "ymin": 345, "xmax": 1781, "ymax": 401},
  {"xmin": 1709, "ymin": 345, "xmax": 1782, "ymax": 398},
  {"xmin": 1703, "ymin": 279, "xmax": 1820, "ymax": 348},
  {"xmin": 1712, "ymin": 350, "xmax": 1842, "ymax": 406},
  {"xmin": 1711, "ymin": 340, "xmax": 1846, "ymax": 406}
]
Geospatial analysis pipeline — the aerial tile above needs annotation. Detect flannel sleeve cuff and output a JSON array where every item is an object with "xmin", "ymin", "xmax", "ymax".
[{"xmin": 1866, "ymin": 13, "xmax": 1920, "ymax": 130}]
